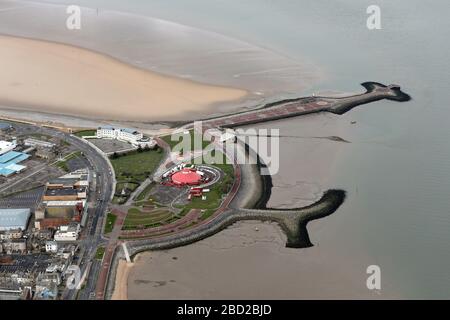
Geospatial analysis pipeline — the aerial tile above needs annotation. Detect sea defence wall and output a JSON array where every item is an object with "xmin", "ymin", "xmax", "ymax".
[
  {"xmin": 123, "ymin": 189, "xmax": 345, "ymax": 256},
  {"xmin": 234, "ymin": 190, "xmax": 346, "ymax": 248}
]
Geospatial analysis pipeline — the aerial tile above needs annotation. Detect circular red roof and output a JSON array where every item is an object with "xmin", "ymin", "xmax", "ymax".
[{"xmin": 171, "ymin": 168, "xmax": 202, "ymax": 185}]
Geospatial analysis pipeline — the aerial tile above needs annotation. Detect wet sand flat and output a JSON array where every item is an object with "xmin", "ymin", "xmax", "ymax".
[
  {"xmin": 0, "ymin": 35, "xmax": 247, "ymax": 121},
  {"xmin": 0, "ymin": 1, "xmax": 322, "ymax": 98},
  {"xmin": 127, "ymin": 221, "xmax": 399, "ymax": 299}
]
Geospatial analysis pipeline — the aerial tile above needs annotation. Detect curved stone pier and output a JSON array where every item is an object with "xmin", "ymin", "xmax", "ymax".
[{"xmin": 199, "ymin": 82, "xmax": 411, "ymax": 129}]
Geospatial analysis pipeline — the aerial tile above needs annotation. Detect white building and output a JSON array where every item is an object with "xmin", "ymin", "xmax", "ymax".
[
  {"xmin": 0, "ymin": 140, "xmax": 17, "ymax": 155},
  {"xmin": 54, "ymin": 223, "xmax": 81, "ymax": 242},
  {"xmin": 96, "ymin": 126, "xmax": 156, "ymax": 148},
  {"xmin": 23, "ymin": 138, "xmax": 55, "ymax": 149},
  {"xmin": 45, "ymin": 241, "xmax": 58, "ymax": 253},
  {"xmin": 0, "ymin": 229, "xmax": 23, "ymax": 240}
]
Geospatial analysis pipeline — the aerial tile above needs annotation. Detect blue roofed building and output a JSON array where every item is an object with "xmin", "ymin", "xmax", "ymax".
[{"xmin": 0, "ymin": 151, "xmax": 30, "ymax": 177}]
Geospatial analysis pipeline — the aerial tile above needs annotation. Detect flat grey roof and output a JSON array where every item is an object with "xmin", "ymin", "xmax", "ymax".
[{"xmin": 0, "ymin": 208, "xmax": 31, "ymax": 231}]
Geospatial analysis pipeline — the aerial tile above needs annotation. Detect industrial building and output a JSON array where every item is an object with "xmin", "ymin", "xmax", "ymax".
[
  {"xmin": 0, "ymin": 208, "xmax": 31, "ymax": 231},
  {"xmin": 43, "ymin": 187, "xmax": 88, "ymax": 202},
  {"xmin": 23, "ymin": 138, "xmax": 55, "ymax": 149},
  {"xmin": 0, "ymin": 150, "xmax": 30, "ymax": 177},
  {"xmin": 35, "ymin": 169, "xmax": 90, "ymax": 230},
  {"xmin": 47, "ymin": 169, "xmax": 89, "ymax": 189},
  {"xmin": 0, "ymin": 140, "xmax": 17, "ymax": 155},
  {"xmin": 35, "ymin": 148, "xmax": 55, "ymax": 160}
]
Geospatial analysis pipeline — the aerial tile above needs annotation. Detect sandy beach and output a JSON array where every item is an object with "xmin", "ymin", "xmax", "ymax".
[
  {"xmin": 0, "ymin": 35, "xmax": 248, "ymax": 122},
  {"xmin": 111, "ymin": 260, "xmax": 133, "ymax": 300}
]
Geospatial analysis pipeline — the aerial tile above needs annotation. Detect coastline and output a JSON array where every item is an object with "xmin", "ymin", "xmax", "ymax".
[
  {"xmin": 0, "ymin": 35, "xmax": 250, "ymax": 122},
  {"xmin": 111, "ymin": 260, "xmax": 133, "ymax": 300}
]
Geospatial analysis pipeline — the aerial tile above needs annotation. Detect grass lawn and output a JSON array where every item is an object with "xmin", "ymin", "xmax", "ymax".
[
  {"xmin": 74, "ymin": 129, "xmax": 96, "ymax": 138},
  {"xmin": 116, "ymin": 182, "xmax": 139, "ymax": 191},
  {"xmin": 135, "ymin": 183, "xmax": 155, "ymax": 202},
  {"xmin": 56, "ymin": 161, "xmax": 69, "ymax": 172},
  {"xmin": 200, "ymin": 209, "xmax": 216, "ymax": 220},
  {"xmin": 104, "ymin": 212, "xmax": 117, "ymax": 234},
  {"xmin": 55, "ymin": 151, "xmax": 82, "ymax": 172},
  {"xmin": 115, "ymin": 182, "xmax": 139, "ymax": 199},
  {"xmin": 110, "ymin": 150, "xmax": 164, "ymax": 183},
  {"xmin": 95, "ymin": 246, "xmax": 105, "ymax": 260},
  {"xmin": 112, "ymin": 196, "xmax": 127, "ymax": 205},
  {"xmin": 122, "ymin": 208, "xmax": 173, "ymax": 229}
]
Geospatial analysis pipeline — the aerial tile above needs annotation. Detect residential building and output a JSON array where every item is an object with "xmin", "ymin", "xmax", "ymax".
[
  {"xmin": 0, "ymin": 229, "xmax": 23, "ymax": 240},
  {"xmin": 45, "ymin": 241, "xmax": 58, "ymax": 253},
  {"xmin": 54, "ymin": 223, "xmax": 80, "ymax": 242},
  {"xmin": 1, "ymin": 240, "xmax": 27, "ymax": 254}
]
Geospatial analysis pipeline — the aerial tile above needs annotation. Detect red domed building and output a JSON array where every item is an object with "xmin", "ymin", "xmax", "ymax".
[{"xmin": 168, "ymin": 168, "xmax": 203, "ymax": 186}]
